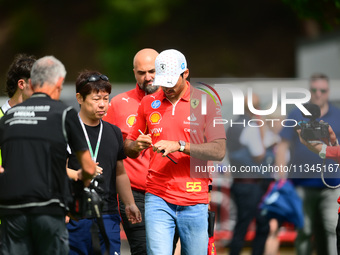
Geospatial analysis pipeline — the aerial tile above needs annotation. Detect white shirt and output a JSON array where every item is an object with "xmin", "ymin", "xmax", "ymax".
[
  {"xmin": 239, "ymin": 125, "xmax": 265, "ymax": 157},
  {"xmin": 1, "ymin": 100, "xmax": 11, "ymax": 114}
]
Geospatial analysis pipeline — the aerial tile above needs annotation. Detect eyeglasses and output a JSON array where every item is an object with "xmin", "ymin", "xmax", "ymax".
[
  {"xmin": 77, "ymin": 74, "xmax": 109, "ymax": 92},
  {"xmin": 310, "ymin": 88, "xmax": 328, "ymax": 94}
]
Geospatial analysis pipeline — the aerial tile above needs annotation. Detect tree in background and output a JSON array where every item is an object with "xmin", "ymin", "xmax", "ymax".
[
  {"xmin": 282, "ymin": 0, "xmax": 340, "ymax": 32},
  {"xmin": 0, "ymin": 0, "xmax": 339, "ymax": 95}
]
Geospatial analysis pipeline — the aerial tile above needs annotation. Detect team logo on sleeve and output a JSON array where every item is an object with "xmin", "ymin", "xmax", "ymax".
[
  {"xmin": 151, "ymin": 100, "xmax": 161, "ymax": 109},
  {"xmin": 191, "ymin": 98, "xmax": 199, "ymax": 109},
  {"xmin": 126, "ymin": 114, "xmax": 136, "ymax": 127},
  {"xmin": 149, "ymin": 112, "xmax": 162, "ymax": 124}
]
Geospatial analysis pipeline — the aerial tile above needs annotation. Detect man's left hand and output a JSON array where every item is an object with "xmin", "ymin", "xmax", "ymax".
[{"xmin": 153, "ymin": 140, "xmax": 180, "ymax": 156}]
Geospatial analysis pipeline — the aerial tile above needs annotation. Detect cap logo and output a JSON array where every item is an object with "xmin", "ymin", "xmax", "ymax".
[
  {"xmin": 160, "ymin": 64, "xmax": 166, "ymax": 71},
  {"xmin": 181, "ymin": 63, "xmax": 185, "ymax": 70}
]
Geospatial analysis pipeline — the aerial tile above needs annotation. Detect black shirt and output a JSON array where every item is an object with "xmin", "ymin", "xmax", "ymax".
[
  {"xmin": 68, "ymin": 120, "xmax": 126, "ymax": 215},
  {"xmin": 0, "ymin": 93, "xmax": 88, "ymax": 216}
]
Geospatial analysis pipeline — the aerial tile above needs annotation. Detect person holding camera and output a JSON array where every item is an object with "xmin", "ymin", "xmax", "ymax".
[
  {"xmin": 0, "ymin": 56, "xmax": 97, "ymax": 255},
  {"xmin": 67, "ymin": 70, "xmax": 141, "ymax": 255},
  {"xmin": 297, "ymin": 123, "xmax": 340, "ymax": 254},
  {"xmin": 275, "ymin": 73, "xmax": 340, "ymax": 255}
]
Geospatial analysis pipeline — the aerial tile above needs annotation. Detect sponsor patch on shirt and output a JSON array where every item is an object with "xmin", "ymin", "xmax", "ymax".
[
  {"xmin": 151, "ymin": 127, "xmax": 162, "ymax": 136},
  {"xmin": 187, "ymin": 113, "xmax": 197, "ymax": 121},
  {"xmin": 126, "ymin": 114, "xmax": 136, "ymax": 127},
  {"xmin": 191, "ymin": 98, "xmax": 199, "ymax": 109},
  {"xmin": 151, "ymin": 100, "xmax": 161, "ymax": 109},
  {"xmin": 149, "ymin": 112, "xmax": 162, "ymax": 124}
]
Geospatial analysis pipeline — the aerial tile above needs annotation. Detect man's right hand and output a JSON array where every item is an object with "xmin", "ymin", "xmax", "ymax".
[
  {"xmin": 134, "ymin": 134, "xmax": 153, "ymax": 152},
  {"xmin": 124, "ymin": 135, "xmax": 153, "ymax": 159}
]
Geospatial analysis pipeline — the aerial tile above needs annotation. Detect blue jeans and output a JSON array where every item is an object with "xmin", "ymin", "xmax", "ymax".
[{"xmin": 145, "ymin": 193, "xmax": 208, "ymax": 255}]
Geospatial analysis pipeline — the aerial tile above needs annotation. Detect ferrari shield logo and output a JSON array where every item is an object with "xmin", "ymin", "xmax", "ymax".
[{"xmin": 191, "ymin": 98, "xmax": 199, "ymax": 109}]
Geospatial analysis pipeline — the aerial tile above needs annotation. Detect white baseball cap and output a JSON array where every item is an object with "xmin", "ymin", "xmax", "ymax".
[{"xmin": 152, "ymin": 49, "xmax": 187, "ymax": 88}]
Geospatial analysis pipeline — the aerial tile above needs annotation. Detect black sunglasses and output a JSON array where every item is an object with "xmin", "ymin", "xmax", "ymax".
[
  {"xmin": 77, "ymin": 74, "xmax": 109, "ymax": 92},
  {"xmin": 310, "ymin": 88, "xmax": 328, "ymax": 94}
]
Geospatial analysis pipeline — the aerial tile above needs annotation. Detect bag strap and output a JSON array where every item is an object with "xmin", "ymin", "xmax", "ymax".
[
  {"xmin": 95, "ymin": 215, "xmax": 110, "ymax": 255},
  {"xmin": 90, "ymin": 194, "xmax": 110, "ymax": 255},
  {"xmin": 91, "ymin": 222, "xmax": 102, "ymax": 255}
]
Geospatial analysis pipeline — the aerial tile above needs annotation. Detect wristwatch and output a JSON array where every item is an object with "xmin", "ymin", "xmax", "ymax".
[
  {"xmin": 179, "ymin": 140, "xmax": 186, "ymax": 152},
  {"xmin": 319, "ymin": 144, "xmax": 327, "ymax": 159}
]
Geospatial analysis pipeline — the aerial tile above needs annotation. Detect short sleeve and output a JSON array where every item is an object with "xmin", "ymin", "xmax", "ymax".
[
  {"xmin": 113, "ymin": 125, "xmax": 126, "ymax": 161},
  {"xmin": 65, "ymin": 108, "xmax": 88, "ymax": 153},
  {"xmin": 201, "ymin": 93, "xmax": 226, "ymax": 142},
  {"xmin": 127, "ymin": 100, "xmax": 146, "ymax": 141}
]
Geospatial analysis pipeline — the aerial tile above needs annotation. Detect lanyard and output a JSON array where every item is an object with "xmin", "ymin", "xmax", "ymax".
[{"xmin": 78, "ymin": 115, "xmax": 103, "ymax": 162}]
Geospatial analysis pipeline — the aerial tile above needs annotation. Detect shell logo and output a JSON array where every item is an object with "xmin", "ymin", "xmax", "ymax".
[
  {"xmin": 149, "ymin": 112, "xmax": 162, "ymax": 124},
  {"xmin": 126, "ymin": 114, "xmax": 136, "ymax": 127}
]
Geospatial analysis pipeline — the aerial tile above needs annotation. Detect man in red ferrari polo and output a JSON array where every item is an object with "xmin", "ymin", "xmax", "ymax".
[{"xmin": 124, "ymin": 49, "xmax": 226, "ymax": 255}]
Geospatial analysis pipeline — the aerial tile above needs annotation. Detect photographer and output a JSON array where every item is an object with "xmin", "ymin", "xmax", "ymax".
[
  {"xmin": 67, "ymin": 70, "xmax": 141, "ymax": 255},
  {"xmin": 275, "ymin": 73, "xmax": 340, "ymax": 255},
  {"xmin": 0, "ymin": 56, "xmax": 96, "ymax": 255},
  {"xmin": 297, "ymin": 124, "xmax": 340, "ymax": 254}
]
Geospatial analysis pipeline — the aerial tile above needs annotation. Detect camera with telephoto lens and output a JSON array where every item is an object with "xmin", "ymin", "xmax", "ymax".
[
  {"xmin": 296, "ymin": 103, "xmax": 329, "ymax": 141},
  {"xmin": 69, "ymin": 175, "xmax": 104, "ymax": 220}
]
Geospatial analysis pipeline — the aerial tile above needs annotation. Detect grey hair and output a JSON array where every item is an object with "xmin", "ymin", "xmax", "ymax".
[{"xmin": 30, "ymin": 56, "xmax": 66, "ymax": 88}]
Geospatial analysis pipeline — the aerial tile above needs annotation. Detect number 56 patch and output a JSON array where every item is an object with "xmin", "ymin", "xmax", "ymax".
[{"xmin": 186, "ymin": 182, "xmax": 202, "ymax": 192}]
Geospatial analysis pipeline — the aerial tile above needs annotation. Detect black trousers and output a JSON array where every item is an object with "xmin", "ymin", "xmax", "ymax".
[
  {"xmin": 0, "ymin": 214, "xmax": 68, "ymax": 255},
  {"xmin": 120, "ymin": 189, "xmax": 147, "ymax": 255},
  {"xmin": 229, "ymin": 182, "xmax": 270, "ymax": 255}
]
